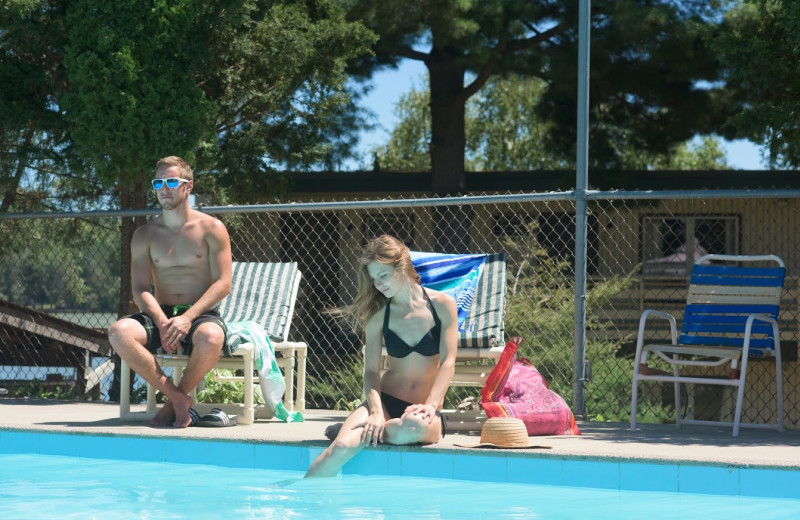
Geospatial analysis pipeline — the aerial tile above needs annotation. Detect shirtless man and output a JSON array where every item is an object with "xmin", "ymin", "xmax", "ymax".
[{"xmin": 108, "ymin": 156, "xmax": 232, "ymax": 428}]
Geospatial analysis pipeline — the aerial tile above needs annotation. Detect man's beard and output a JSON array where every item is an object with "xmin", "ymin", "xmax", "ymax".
[{"xmin": 158, "ymin": 196, "xmax": 182, "ymax": 210}]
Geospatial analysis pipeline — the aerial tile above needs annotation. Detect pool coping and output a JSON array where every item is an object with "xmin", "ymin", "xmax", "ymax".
[
  {"xmin": 2, "ymin": 426, "xmax": 799, "ymax": 500},
  {"xmin": 3, "ymin": 398, "xmax": 800, "ymax": 499}
]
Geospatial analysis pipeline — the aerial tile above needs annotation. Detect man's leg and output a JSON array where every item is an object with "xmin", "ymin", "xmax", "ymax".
[
  {"xmin": 108, "ymin": 318, "xmax": 194, "ymax": 427},
  {"xmin": 169, "ymin": 321, "xmax": 225, "ymax": 427}
]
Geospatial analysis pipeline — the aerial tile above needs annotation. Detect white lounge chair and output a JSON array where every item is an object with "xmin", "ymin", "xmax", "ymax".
[{"xmin": 119, "ymin": 261, "xmax": 307, "ymax": 424}]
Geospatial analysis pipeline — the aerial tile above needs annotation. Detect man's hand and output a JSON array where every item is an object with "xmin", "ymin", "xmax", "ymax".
[{"xmin": 159, "ymin": 315, "xmax": 192, "ymax": 353}]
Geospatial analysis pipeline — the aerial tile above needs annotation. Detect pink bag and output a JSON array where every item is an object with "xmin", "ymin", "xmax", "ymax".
[{"xmin": 481, "ymin": 337, "xmax": 581, "ymax": 436}]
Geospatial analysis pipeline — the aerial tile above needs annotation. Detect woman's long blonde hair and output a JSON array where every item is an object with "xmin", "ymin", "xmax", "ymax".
[{"xmin": 329, "ymin": 234, "xmax": 420, "ymax": 332}]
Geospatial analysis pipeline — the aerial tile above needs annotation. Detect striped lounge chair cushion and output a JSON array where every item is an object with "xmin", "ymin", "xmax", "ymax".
[
  {"xmin": 460, "ymin": 253, "xmax": 507, "ymax": 349},
  {"xmin": 219, "ymin": 262, "xmax": 300, "ymax": 343}
]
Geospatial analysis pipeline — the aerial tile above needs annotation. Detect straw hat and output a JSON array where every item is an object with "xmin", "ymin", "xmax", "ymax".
[{"xmin": 454, "ymin": 417, "xmax": 552, "ymax": 449}]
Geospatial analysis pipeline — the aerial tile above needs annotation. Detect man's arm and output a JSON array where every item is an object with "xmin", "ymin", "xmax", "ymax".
[{"xmin": 131, "ymin": 225, "xmax": 168, "ymax": 324}]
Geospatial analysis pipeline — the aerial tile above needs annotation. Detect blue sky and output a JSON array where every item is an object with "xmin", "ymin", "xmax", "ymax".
[{"xmin": 355, "ymin": 59, "xmax": 767, "ymax": 170}]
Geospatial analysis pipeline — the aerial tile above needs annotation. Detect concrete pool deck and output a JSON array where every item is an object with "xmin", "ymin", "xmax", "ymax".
[{"xmin": 2, "ymin": 398, "xmax": 799, "ymax": 469}]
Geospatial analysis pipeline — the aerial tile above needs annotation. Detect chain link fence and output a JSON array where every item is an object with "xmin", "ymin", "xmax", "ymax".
[{"xmin": 2, "ymin": 191, "xmax": 799, "ymax": 427}]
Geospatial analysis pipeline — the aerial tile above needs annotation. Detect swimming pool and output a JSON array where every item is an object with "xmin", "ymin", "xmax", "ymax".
[{"xmin": 2, "ymin": 429, "xmax": 799, "ymax": 519}]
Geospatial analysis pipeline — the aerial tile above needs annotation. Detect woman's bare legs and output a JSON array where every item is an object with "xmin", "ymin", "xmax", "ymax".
[
  {"xmin": 306, "ymin": 407, "xmax": 443, "ymax": 477},
  {"xmin": 383, "ymin": 410, "xmax": 443, "ymax": 445},
  {"xmin": 306, "ymin": 405, "xmax": 371, "ymax": 477}
]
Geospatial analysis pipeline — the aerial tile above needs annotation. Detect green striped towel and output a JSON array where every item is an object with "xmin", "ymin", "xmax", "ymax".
[{"xmin": 226, "ymin": 321, "xmax": 303, "ymax": 423}]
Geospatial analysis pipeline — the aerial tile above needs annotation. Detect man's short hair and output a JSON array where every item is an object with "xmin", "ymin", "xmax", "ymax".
[{"xmin": 155, "ymin": 156, "xmax": 193, "ymax": 180}]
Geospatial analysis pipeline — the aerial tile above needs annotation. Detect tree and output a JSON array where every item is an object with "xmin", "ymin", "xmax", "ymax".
[
  {"xmin": 465, "ymin": 75, "xmax": 565, "ymax": 172},
  {"xmin": 374, "ymin": 76, "xmax": 730, "ymax": 172},
  {"xmin": 712, "ymin": 0, "xmax": 800, "ymax": 168},
  {"xmin": 0, "ymin": 1, "xmax": 105, "ymax": 214},
  {"xmin": 347, "ymin": 1, "xmax": 731, "ymax": 187},
  {"xmin": 56, "ymin": 0, "xmax": 375, "ymax": 314},
  {"xmin": 344, "ymin": 0, "xmax": 731, "ymax": 251},
  {"xmin": 2, "ymin": 0, "xmax": 374, "ymax": 315}
]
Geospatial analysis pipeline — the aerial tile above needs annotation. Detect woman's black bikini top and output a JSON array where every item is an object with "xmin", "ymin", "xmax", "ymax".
[{"xmin": 383, "ymin": 286, "xmax": 442, "ymax": 358}]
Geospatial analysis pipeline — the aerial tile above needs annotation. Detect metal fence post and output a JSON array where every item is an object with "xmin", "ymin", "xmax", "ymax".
[{"xmin": 572, "ymin": 0, "xmax": 592, "ymax": 418}]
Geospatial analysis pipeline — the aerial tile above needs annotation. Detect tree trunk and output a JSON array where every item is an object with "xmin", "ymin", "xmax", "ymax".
[
  {"xmin": 427, "ymin": 48, "xmax": 472, "ymax": 252},
  {"xmin": 1, "ymin": 126, "xmax": 35, "ymax": 212},
  {"xmin": 117, "ymin": 179, "xmax": 148, "ymax": 318},
  {"xmin": 428, "ymin": 49, "xmax": 467, "ymax": 196},
  {"xmin": 110, "ymin": 179, "xmax": 147, "ymax": 402}
]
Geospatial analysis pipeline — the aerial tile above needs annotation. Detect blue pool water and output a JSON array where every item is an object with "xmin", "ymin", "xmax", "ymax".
[{"xmin": 2, "ymin": 452, "xmax": 799, "ymax": 520}]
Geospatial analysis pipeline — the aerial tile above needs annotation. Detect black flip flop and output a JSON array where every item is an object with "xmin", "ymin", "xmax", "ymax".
[
  {"xmin": 324, "ymin": 422, "xmax": 343, "ymax": 440},
  {"xmin": 198, "ymin": 407, "xmax": 238, "ymax": 427},
  {"xmin": 165, "ymin": 408, "xmax": 200, "ymax": 428}
]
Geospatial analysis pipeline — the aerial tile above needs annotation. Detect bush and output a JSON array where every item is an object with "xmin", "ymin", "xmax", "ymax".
[
  {"xmin": 500, "ymin": 221, "xmax": 653, "ymax": 421},
  {"xmin": 196, "ymin": 369, "xmax": 266, "ymax": 405},
  {"xmin": 307, "ymin": 354, "xmax": 364, "ymax": 411}
]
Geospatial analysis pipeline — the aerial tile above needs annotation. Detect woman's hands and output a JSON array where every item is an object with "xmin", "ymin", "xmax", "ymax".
[
  {"xmin": 403, "ymin": 403, "xmax": 437, "ymax": 424},
  {"xmin": 359, "ymin": 411, "xmax": 386, "ymax": 446}
]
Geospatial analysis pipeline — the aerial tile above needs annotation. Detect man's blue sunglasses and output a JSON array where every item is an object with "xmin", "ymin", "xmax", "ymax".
[{"xmin": 151, "ymin": 177, "xmax": 189, "ymax": 190}]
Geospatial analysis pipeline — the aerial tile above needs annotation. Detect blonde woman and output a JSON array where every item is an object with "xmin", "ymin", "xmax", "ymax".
[{"xmin": 305, "ymin": 235, "xmax": 458, "ymax": 477}]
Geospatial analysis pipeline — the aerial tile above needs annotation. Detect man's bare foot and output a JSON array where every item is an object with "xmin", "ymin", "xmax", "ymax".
[
  {"xmin": 170, "ymin": 393, "xmax": 195, "ymax": 428},
  {"xmin": 150, "ymin": 401, "xmax": 175, "ymax": 426}
]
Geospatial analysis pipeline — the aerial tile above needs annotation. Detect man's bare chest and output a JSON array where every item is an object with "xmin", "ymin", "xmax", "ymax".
[{"xmin": 150, "ymin": 231, "xmax": 208, "ymax": 268}]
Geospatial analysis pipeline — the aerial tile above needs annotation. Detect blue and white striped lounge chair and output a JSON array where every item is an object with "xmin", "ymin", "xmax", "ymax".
[
  {"xmin": 378, "ymin": 252, "xmax": 507, "ymax": 388},
  {"xmin": 119, "ymin": 261, "xmax": 308, "ymax": 424},
  {"xmin": 631, "ymin": 254, "xmax": 785, "ymax": 436}
]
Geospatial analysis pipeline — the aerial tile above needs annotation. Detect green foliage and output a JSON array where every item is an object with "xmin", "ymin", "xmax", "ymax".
[
  {"xmin": 0, "ymin": 1, "xmax": 96, "ymax": 213},
  {"xmin": 541, "ymin": 1, "xmax": 733, "ymax": 169},
  {"xmin": 500, "ymin": 220, "xmax": 636, "ymax": 415},
  {"xmin": 0, "ymin": 217, "xmax": 119, "ymax": 312},
  {"xmin": 466, "ymin": 75, "xmax": 565, "ymax": 171},
  {"xmin": 196, "ymin": 369, "xmax": 266, "ymax": 405},
  {"xmin": 10, "ymin": 379, "xmax": 78, "ymax": 400},
  {"xmin": 372, "ymin": 84, "xmax": 431, "ymax": 171},
  {"xmin": 375, "ymin": 75, "xmax": 731, "ymax": 172},
  {"xmin": 62, "ymin": 0, "xmax": 217, "ymax": 185},
  {"xmin": 2, "ymin": 0, "xmax": 377, "ymax": 320},
  {"xmin": 350, "ymin": 0, "xmax": 734, "ymax": 183},
  {"xmin": 500, "ymin": 223, "xmax": 677, "ymax": 422},
  {"xmin": 128, "ymin": 370, "xmax": 270, "ymax": 406},
  {"xmin": 584, "ymin": 339, "xmax": 675, "ymax": 423},
  {"xmin": 307, "ymin": 354, "xmax": 364, "ymax": 411},
  {"xmin": 712, "ymin": 0, "xmax": 800, "ymax": 168},
  {"xmin": 130, "ymin": 383, "xmax": 154, "ymax": 405},
  {"xmin": 620, "ymin": 136, "xmax": 730, "ymax": 171},
  {"xmin": 2, "ymin": 0, "xmax": 377, "ymax": 206}
]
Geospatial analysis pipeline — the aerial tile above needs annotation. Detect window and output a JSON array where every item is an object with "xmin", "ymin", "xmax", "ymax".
[{"xmin": 640, "ymin": 215, "xmax": 740, "ymax": 276}]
